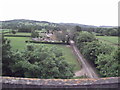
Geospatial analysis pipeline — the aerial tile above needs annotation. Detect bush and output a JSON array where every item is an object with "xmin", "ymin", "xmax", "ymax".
[
  {"xmin": 11, "ymin": 30, "xmax": 16, "ymax": 34},
  {"xmin": 31, "ymin": 31, "xmax": 39, "ymax": 38}
]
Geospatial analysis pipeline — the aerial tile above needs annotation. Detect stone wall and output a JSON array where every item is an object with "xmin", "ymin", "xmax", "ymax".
[{"xmin": 1, "ymin": 76, "xmax": 120, "ymax": 89}]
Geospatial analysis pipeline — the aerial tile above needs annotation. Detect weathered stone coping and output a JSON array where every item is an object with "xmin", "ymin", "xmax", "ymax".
[{"xmin": 1, "ymin": 76, "xmax": 120, "ymax": 88}]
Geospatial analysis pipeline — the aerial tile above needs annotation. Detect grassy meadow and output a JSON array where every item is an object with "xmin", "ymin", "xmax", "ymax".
[
  {"xmin": 0, "ymin": 29, "xmax": 12, "ymax": 33},
  {"xmin": 96, "ymin": 36, "xmax": 118, "ymax": 44},
  {"xmin": 5, "ymin": 32, "xmax": 31, "ymax": 36},
  {"xmin": 5, "ymin": 37, "xmax": 31, "ymax": 50},
  {"xmin": 96, "ymin": 36, "xmax": 118, "ymax": 49}
]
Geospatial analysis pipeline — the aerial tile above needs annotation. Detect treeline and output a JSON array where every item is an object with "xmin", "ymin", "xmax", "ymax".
[
  {"xmin": 65, "ymin": 25, "xmax": 119, "ymax": 36},
  {"xmin": 74, "ymin": 27, "xmax": 118, "ymax": 36},
  {"xmin": 2, "ymin": 36, "xmax": 74, "ymax": 79},
  {"xmin": 74, "ymin": 31, "xmax": 119, "ymax": 77},
  {"xmin": 93, "ymin": 27, "xmax": 118, "ymax": 36}
]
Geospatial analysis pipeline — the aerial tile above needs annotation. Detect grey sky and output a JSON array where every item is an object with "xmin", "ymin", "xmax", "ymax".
[{"xmin": 0, "ymin": 0, "xmax": 119, "ymax": 26}]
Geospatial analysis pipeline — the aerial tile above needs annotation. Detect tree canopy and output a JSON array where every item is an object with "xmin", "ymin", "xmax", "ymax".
[{"xmin": 2, "ymin": 41, "xmax": 74, "ymax": 78}]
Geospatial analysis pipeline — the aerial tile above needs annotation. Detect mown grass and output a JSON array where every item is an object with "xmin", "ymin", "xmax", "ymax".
[
  {"xmin": 5, "ymin": 32, "xmax": 31, "ymax": 36},
  {"xmin": 5, "ymin": 37, "xmax": 31, "ymax": 50},
  {"xmin": 0, "ymin": 29, "xmax": 12, "ymax": 33},
  {"xmin": 5, "ymin": 37, "xmax": 81, "ymax": 71},
  {"xmin": 96, "ymin": 36, "xmax": 118, "ymax": 50},
  {"xmin": 96, "ymin": 36, "xmax": 118, "ymax": 44},
  {"xmin": 98, "ymin": 39, "xmax": 118, "ymax": 49}
]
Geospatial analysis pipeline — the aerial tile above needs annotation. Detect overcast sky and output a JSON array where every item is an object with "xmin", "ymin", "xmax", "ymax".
[{"xmin": 0, "ymin": 0, "xmax": 119, "ymax": 26}]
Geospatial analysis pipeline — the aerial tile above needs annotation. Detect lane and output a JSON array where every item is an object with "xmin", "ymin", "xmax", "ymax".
[{"xmin": 70, "ymin": 40, "xmax": 99, "ymax": 78}]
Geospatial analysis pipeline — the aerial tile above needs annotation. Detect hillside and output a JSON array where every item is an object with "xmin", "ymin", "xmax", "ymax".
[
  {"xmin": 1, "ymin": 19, "xmax": 117, "ymax": 35},
  {"xmin": 1, "ymin": 19, "xmax": 116, "ymax": 27},
  {"xmin": 1, "ymin": 19, "xmax": 116, "ymax": 29},
  {"xmin": 1, "ymin": 19, "xmax": 60, "ymax": 32}
]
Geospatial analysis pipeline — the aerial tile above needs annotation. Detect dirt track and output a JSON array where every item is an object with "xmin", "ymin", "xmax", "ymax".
[{"xmin": 70, "ymin": 40, "xmax": 99, "ymax": 78}]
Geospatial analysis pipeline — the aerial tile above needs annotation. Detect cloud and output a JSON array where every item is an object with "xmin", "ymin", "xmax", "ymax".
[{"xmin": 0, "ymin": 0, "xmax": 119, "ymax": 26}]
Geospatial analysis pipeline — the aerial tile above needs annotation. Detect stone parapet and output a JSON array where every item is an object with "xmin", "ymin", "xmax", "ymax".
[{"xmin": 1, "ymin": 76, "xmax": 120, "ymax": 88}]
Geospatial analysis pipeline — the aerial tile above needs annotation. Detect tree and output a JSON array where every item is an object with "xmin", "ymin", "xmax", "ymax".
[
  {"xmin": 82, "ymin": 41, "xmax": 113, "ymax": 62},
  {"xmin": 11, "ymin": 30, "xmax": 16, "ymax": 34},
  {"xmin": 74, "ymin": 31, "xmax": 96, "ymax": 50},
  {"xmin": 66, "ymin": 34, "xmax": 70, "ymax": 44},
  {"xmin": 11, "ymin": 45, "xmax": 74, "ymax": 79},
  {"xmin": 18, "ymin": 26, "xmax": 32, "ymax": 33},
  {"xmin": 95, "ymin": 50, "xmax": 119, "ymax": 77},
  {"xmin": 75, "ymin": 26, "xmax": 82, "ymax": 32},
  {"xmin": 31, "ymin": 30, "xmax": 39, "ymax": 38},
  {"xmin": 2, "ymin": 36, "xmax": 13, "ymax": 76},
  {"xmin": 109, "ymin": 29, "xmax": 118, "ymax": 36},
  {"xmin": 55, "ymin": 30, "xmax": 69, "ymax": 43},
  {"xmin": 77, "ymin": 31, "xmax": 96, "ymax": 42},
  {"xmin": 53, "ymin": 27, "xmax": 61, "ymax": 31}
]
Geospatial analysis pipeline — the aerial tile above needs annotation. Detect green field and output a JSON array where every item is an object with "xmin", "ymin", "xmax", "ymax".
[
  {"xmin": 96, "ymin": 36, "xmax": 118, "ymax": 44},
  {"xmin": 5, "ymin": 37, "xmax": 31, "ymax": 50},
  {"xmin": 5, "ymin": 36, "xmax": 81, "ymax": 71},
  {"xmin": 0, "ymin": 29, "xmax": 12, "ymax": 33},
  {"xmin": 96, "ymin": 36, "xmax": 119, "ymax": 49},
  {"xmin": 5, "ymin": 32, "xmax": 31, "ymax": 36}
]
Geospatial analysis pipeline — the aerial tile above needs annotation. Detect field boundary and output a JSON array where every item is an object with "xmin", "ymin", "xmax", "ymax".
[
  {"xmin": 4, "ymin": 35, "xmax": 31, "ymax": 37},
  {"xmin": 26, "ymin": 40, "xmax": 70, "ymax": 45}
]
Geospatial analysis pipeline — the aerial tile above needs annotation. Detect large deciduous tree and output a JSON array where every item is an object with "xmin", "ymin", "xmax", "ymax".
[
  {"xmin": 31, "ymin": 30, "xmax": 39, "ymax": 38},
  {"xmin": 2, "ymin": 36, "xmax": 13, "ymax": 76},
  {"xmin": 75, "ymin": 26, "xmax": 82, "ymax": 32},
  {"xmin": 75, "ymin": 31, "xmax": 96, "ymax": 50},
  {"xmin": 82, "ymin": 41, "xmax": 113, "ymax": 62},
  {"xmin": 95, "ymin": 50, "xmax": 119, "ymax": 77},
  {"xmin": 11, "ymin": 44, "xmax": 74, "ymax": 79}
]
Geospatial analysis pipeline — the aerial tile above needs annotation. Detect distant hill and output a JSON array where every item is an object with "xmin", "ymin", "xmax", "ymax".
[
  {"xmin": 1, "ymin": 19, "xmax": 57, "ymax": 25},
  {"xmin": 57, "ymin": 23, "xmax": 100, "ymax": 32},
  {"xmin": 1, "ymin": 19, "xmax": 59, "ymax": 31},
  {"xmin": 1, "ymin": 19, "xmax": 116, "ymax": 30},
  {"xmin": 99, "ymin": 26, "xmax": 117, "ymax": 28},
  {"xmin": 1, "ymin": 19, "xmax": 62, "ymax": 33},
  {"xmin": 59, "ymin": 23, "xmax": 98, "ymax": 28}
]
